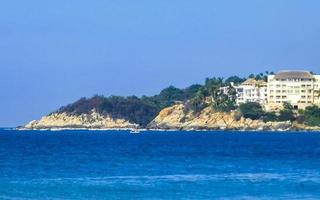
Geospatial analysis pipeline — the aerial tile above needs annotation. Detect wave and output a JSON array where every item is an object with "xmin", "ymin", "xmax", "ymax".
[{"xmin": 8, "ymin": 172, "xmax": 320, "ymax": 185}]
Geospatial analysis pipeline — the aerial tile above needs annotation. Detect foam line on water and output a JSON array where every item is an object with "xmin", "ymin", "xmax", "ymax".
[{"xmin": 7, "ymin": 172, "xmax": 320, "ymax": 185}]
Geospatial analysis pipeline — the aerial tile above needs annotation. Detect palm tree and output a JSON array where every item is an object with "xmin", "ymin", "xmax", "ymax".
[{"xmin": 205, "ymin": 77, "xmax": 224, "ymax": 107}]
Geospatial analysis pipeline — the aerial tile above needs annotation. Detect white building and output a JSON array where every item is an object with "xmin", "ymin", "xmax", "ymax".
[
  {"xmin": 235, "ymin": 79, "xmax": 268, "ymax": 105},
  {"xmin": 267, "ymin": 71, "xmax": 320, "ymax": 110}
]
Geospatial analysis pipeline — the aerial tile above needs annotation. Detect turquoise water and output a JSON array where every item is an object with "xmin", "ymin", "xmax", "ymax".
[{"xmin": 1, "ymin": 130, "xmax": 320, "ymax": 199}]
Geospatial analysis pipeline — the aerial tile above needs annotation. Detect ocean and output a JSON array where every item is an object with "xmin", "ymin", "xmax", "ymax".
[{"xmin": 0, "ymin": 129, "xmax": 320, "ymax": 199}]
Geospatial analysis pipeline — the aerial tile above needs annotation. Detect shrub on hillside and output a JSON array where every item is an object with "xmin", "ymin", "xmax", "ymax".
[
  {"xmin": 262, "ymin": 112, "xmax": 278, "ymax": 122},
  {"xmin": 239, "ymin": 102, "xmax": 264, "ymax": 120},
  {"xmin": 302, "ymin": 105, "xmax": 320, "ymax": 126},
  {"xmin": 278, "ymin": 102, "xmax": 295, "ymax": 121},
  {"xmin": 214, "ymin": 99, "xmax": 237, "ymax": 112}
]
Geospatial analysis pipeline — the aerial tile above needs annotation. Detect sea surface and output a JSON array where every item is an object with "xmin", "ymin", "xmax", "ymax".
[{"xmin": 0, "ymin": 129, "xmax": 320, "ymax": 199}]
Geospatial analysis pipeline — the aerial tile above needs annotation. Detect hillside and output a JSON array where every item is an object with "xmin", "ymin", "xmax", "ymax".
[
  {"xmin": 147, "ymin": 104, "xmax": 320, "ymax": 131},
  {"xmin": 22, "ymin": 72, "xmax": 320, "ymax": 130}
]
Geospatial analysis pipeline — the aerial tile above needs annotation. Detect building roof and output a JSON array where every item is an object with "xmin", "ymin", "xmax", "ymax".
[
  {"xmin": 274, "ymin": 71, "xmax": 313, "ymax": 79},
  {"xmin": 242, "ymin": 79, "xmax": 267, "ymax": 86}
]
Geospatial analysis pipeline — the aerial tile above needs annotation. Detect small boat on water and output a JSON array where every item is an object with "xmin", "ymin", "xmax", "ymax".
[{"xmin": 130, "ymin": 129, "xmax": 141, "ymax": 134}]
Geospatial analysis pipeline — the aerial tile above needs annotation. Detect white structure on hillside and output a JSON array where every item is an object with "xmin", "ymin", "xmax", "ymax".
[
  {"xmin": 235, "ymin": 79, "xmax": 268, "ymax": 105},
  {"xmin": 267, "ymin": 71, "xmax": 320, "ymax": 110}
]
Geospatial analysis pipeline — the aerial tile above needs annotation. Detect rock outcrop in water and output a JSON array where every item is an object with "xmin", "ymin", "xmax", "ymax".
[
  {"xmin": 24, "ymin": 110, "xmax": 139, "ymax": 130},
  {"xmin": 147, "ymin": 104, "xmax": 320, "ymax": 131}
]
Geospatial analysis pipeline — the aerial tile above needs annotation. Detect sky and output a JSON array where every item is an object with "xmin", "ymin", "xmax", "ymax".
[{"xmin": 1, "ymin": 0, "xmax": 320, "ymax": 127}]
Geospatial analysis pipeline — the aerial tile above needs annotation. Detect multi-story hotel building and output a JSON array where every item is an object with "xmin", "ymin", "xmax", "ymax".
[
  {"xmin": 235, "ymin": 79, "xmax": 268, "ymax": 105},
  {"xmin": 267, "ymin": 71, "xmax": 320, "ymax": 110}
]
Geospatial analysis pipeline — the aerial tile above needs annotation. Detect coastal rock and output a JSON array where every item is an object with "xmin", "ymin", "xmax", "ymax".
[
  {"xmin": 24, "ymin": 110, "xmax": 139, "ymax": 130},
  {"xmin": 147, "ymin": 104, "xmax": 304, "ymax": 131},
  {"xmin": 291, "ymin": 122, "xmax": 320, "ymax": 131},
  {"xmin": 23, "ymin": 103, "xmax": 320, "ymax": 131}
]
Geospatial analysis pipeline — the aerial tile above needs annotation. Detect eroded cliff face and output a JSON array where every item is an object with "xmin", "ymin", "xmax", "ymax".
[
  {"xmin": 23, "ymin": 104, "xmax": 320, "ymax": 131},
  {"xmin": 147, "ymin": 104, "xmax": 318, "ymax": 131},
  {"xmin": 24, "ymin": 111, "xmax": 139, "ymax": 130}
]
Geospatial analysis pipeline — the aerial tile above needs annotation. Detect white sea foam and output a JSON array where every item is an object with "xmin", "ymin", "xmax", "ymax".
[{"xmin": 10, "ymin": 172, "xmax": 313, "ymax": 186}]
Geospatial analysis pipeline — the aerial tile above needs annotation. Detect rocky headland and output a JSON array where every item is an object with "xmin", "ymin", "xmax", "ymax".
[
  {"xmin": 147, "ymin": 104, "xmax": 320, "ymax": 131},
  {"xmin": 20, "ymin": 76, "xmax": 320, "ymax": 131},
  {"xmin": 23, "ymin": 103, "xmax": 320, "ymax": 131},
  {"xmin": 24, "ymin": 110, "xmax": 139, "ymax": 130}
]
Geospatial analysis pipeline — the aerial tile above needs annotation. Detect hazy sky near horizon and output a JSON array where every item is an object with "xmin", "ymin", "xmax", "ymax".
[{"xmin": 1, "ymin": 0, "xmax": 320, "ymax": 126}]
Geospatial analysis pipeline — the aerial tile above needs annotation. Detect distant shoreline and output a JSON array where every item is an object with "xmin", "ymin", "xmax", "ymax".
[{"xmin": 14, "ymin": 127, "xmax": 320, "ymax": 132}]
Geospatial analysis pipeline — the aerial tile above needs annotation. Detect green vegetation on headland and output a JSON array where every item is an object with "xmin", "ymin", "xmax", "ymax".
[
  {"xmin": 239, "ymin": 102, "xmax": 295, "ymax": 122},
  {"xmin": 51, "ymin": 72, "xmax": 320, "ymax": 129},
  {"xmin": 57, "ymin": 85, "xmax": 202, "ymax": 126},
  {"xmin": 299, "ymin": 105, "xmax": 320, "ymax": 127},
  {"xmin": 238, "ymin": 102, "xmax": 320, "ymax": 127}
]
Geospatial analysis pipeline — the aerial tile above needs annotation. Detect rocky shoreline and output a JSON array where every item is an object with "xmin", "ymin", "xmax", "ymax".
[
  {"xmin": 23, "ymin": 110, "xmax": 139, "ymax": 130},
  {"xmin": 21, "ymin": 104, "xmax": 320, "ymax": 132},
  {"xmin": 147, "ymin": 104, "xmax": 320, "ymax": 131}
]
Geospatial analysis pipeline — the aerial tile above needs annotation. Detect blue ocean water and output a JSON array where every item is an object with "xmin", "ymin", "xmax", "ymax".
[{"xmin": 1, "ymin": 130, "xmax": 320, "ymax": 199}]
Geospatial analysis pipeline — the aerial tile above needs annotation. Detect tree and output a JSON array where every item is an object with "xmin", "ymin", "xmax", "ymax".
[
  {"xmin": 184, "ymin": 84, "xmax": 203, "ymax": 99},
  {"xmin": 301, "ymin": 105, "xmax": 320, "ymax": 126},
  {"xmin": 189, "ymin": 87, "xmax": 207, "ymax": 112},
  {"xmin": 212, "ymin": 84, "xmax": 237, "ymax": 112},
  {"xmin": 226, "ymin": 84, "xmax": 237, "ymax": 102},
  {"xmin": 204, "ymin": 77, "xmax": 224, "ymax": 107},
  {"xmin": 158, "ymin": 86, "xmax": 185, "ymax": 102},
  {"xmin": 239, "ymin": 102, "xmax": 265, "ymax": 120},
  {"xmin": 255, "ymin": 73, "xmax": 263, "ymax": 81},
  {"xmin": 214, "ymin": 98, "xmax": 237, "ymax": 112},
  {"xmin": 247, "ymin": 71, "xmax": 272, "ymax": 82},
  {"xmin": 278, "ymin": 102, "xmax": 295, "ymax": 121},
  {"xmin": 225, "ymin": 76, "xmax": 245, "ymax": 85},
  {"xmin": 262, "ymin": 112, "xmax": 278, "ymax": 122}
]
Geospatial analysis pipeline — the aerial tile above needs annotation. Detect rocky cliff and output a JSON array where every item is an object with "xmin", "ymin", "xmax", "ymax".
[
  {"xmin": 24, "ymin": 110, "xmax": 139, "ymax": 130},
  {"xmin": 147, "ymin": 104, "xmax": 320, "ymax": 131},
  {"xmin": 23, "ymin": 104, "xmax": 320, "ymax": 131}
]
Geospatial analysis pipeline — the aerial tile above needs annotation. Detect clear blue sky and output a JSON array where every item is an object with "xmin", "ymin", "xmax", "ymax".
[{"xmin": 1, "ymin": 0, "xmax": 320, "ymax": 127}]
